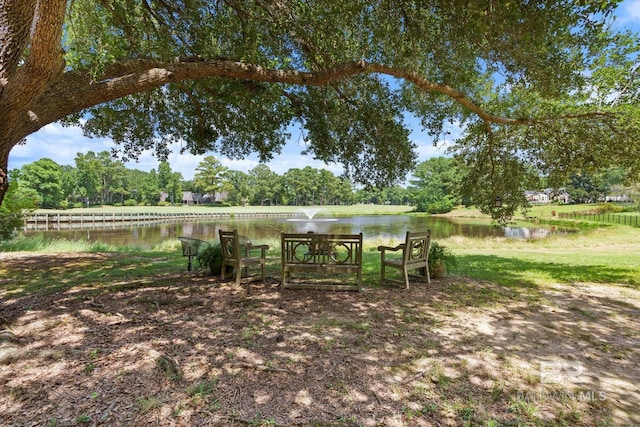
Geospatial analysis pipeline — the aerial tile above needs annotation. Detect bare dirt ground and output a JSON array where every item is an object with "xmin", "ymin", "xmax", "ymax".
[{"xmin": 1, "ymin": 253, "xmax": 639, "ymax": 426}]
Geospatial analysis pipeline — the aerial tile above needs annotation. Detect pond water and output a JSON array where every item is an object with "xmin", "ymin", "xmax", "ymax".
[{"xmin": 22, "ymin": 215, "xmax": 572, "ymax": 249}]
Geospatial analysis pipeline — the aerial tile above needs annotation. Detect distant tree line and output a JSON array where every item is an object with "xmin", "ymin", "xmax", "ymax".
[
  {"xmin": 7, "ymin": 152, "xmax": 638, "ymax": 214},
  {"xmin": 8, "ymin": 152, "xmax": 412, "ymax": 209}
]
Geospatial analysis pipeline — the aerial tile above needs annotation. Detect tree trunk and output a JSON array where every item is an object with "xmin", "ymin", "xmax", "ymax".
[{"xmin": 0, "ymin": 159, "xmax": 8, "ymax": 207}]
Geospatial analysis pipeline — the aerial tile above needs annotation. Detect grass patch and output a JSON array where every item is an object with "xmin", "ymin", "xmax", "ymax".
[
  {"xmin": 311, "ymin": 316, "xmax": 370, "ymax": 333},
  {"xmin": 0, "ymin": 251, "xmax": 184, "ymax": 297},
  {"xmin": 444, "ymin": 226, "xmax": 640, "ymax": 289},
  {"xmin": 186, "ymin": 378, "xmax": 219, "ymax": 408},
  {"xmin": 5, "ymin": 222, "xmax": 640, "ymax": 298},
  {"xmin": 137, "ymin": 395, "xmax": 166, "ymax": 414},
  {"xmin": 0, "ymin": 234, "xmax": 143, "ymax": 253}
]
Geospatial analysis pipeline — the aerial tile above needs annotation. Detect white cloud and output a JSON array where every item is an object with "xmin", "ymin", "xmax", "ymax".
[
  {"xmin": 410, "ymin": 118, "xmax": 461, "ymax": 162},
  {"xmin": 414, "ymin": 139, "xmax": 451, "ymax": 159},
  {"xmin": 8, "ymin": 123, "xmax": 344, "ymax": 180},
  {"xmin": 8, "ymin": 124, "xmax": 199, "ymax": 178},
  {"xmin": 128, "ymin": 145, "xmax": 206, "ymax": 179},
  {"xmin": 9, "ymin": 120, "xmax": 452, "ymax": 182},
  {"xmin": 221, "ymin": 157, "xmax": 260, "ymax": 173},
  {"xmin": 9, "ymin": 124, "xmax": 112, "ymax": 169},
  {"xmin": 267, "ymin": 153, "xmax": 344, "ymax": 176},
  {"xmin": 615, "ymin": 0, "xmax": 640, "ymax": 28}
]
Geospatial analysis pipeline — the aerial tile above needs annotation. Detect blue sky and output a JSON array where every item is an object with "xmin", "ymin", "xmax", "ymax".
[
  {"xmin": 8, "ymin": 116, "xmax": 451, "ymax": 181},
  {"xmin": 8, "ymin": 1, "xmax": 639, "ymax": 181}
]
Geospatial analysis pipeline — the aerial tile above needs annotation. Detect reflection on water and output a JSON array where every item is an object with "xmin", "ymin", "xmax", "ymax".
[
  {"xmin": 503, "ymin": 226, "xmax": 555, "ymax": 239},
  {"xmin": 22, "ymin": 215, "xmax": 574, "ymax": 249},
  {"xmin": 285, "ymin": 218, "xmax": 339, "ymax": 227},
  {"xmin": 23, "ymin": 215, "xmax": 568, "ymax": 248}
]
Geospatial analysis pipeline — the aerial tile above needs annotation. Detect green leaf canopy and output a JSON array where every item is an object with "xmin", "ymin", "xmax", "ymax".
[{"xmin": 0, "ymin": 0, "xmax": 638, "ymax": 216}]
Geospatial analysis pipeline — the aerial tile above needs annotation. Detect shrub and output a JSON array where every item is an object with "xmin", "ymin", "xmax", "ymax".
[
  {"xmin": 0, "ymin": 212, "xmax": 24, "ymax": 241},
  {"xmin": 428, "ymin": 242, "xmax": 457, "ymax": 278},
  {"xmin": 595, "ymin": 202, "xmax": 624, "ymax": 214},
  {"xmin": 0, "ymin": 181, "xmax": 37, "ymax": 241},
  {"xmin": 196, "ymin": 242, "xmax": 231, "ymax": 275}
]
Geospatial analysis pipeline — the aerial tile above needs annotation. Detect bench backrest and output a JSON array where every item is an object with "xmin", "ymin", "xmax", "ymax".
[
  {"xmin": 402, "ymin": 230, "xmax": 431, "ymax": 266},
  {"xmin": 281, "ymin": 232, "xmax": 362, "ymax": 266}
]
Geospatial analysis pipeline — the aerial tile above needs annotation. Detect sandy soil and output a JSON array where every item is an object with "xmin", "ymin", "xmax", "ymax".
[{"xmin": 1, "ymin": 253, "xmax": 638, "ymax": 426}]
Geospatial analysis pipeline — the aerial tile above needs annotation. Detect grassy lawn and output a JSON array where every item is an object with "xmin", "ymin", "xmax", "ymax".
[
  {"xmin": 441, "ymin": 225, "xmax": 640, "ymax": 289},
  {"xmin": 435, "ymin": 203, "xmax": 598, "ymax": 219},
  {"xmin": 7, "ymin": 217, "xmax": 640, "ymax": 294},
  {"xmin": 33, "ymin": 201, "xmax": 607, "ymax": 218},
  {"xmin": 1, "ymin": 207, "xmax": 639, "ymax": 426}
]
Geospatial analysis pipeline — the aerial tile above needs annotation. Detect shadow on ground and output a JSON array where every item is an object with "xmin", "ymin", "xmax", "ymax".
[{"xmin": 1, "ymin": 253, "xmax": 638, "ymax": 426}]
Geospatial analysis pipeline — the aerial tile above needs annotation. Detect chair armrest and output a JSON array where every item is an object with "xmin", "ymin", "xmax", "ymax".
[
  {"xmin": 377, "ymin": 244, "xmax": 404, "ymax": 252},
  {"xmin": 247, "ymin": 244, "xmax": 269, "ymax": 255}
]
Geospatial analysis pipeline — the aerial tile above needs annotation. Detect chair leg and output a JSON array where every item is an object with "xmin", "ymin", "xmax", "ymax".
[
  {"xmin": 380, "ymin": 263, "xmax": 386, "ymax": 284},
  {"xmin": 417, "ymin": 266, "xmax": 429, "ymax": 283},
  {"xmin": 418, "ymin": 263, "xmax": 430, "ymax": 284},
  {"xmin": 403, "ymin": 267, "xmax": 410, "ymax": 289},
  {"xmin": 235, "ymin": 265, "xmax": 242, "ymax": 286}
]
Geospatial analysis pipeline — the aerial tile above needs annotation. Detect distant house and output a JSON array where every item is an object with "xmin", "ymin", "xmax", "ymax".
[
  {"xmin": 525, "ymin": 191, "xmax": 550, "ymax": 204},
  {"xmin": 200, "ymin": 193, "xmax": 214, "ymax": 204},
  {"xmin": 524, "ymin": 188, "xmax": 571, "ymax": 204},
  {"xmin": 182, "ymin": 191, "xmax": 203, "ymax": 205},
  {"xmin": 180, "ymin": 191, "xmax": 228, "ymax": 204},
  {"xmin": 544, "ymin": 188, "xmax": 571, "ymax": 204},
  {"xmin": 554, "ymin": 191, "xmax": 571, "ymax": 204},
  {"xmin": 605, "ymin": 194, "xmax": 631, "ymax": 202}
]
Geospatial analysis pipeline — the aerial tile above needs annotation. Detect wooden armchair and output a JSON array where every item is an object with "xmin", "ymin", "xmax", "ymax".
[
  {"xmin": 219, "ymin": 229, "xmax": 269, "ymax": 285},
  {"xmin": 377, "ymin": 230, "xmax": 431, "ymax": 289}
]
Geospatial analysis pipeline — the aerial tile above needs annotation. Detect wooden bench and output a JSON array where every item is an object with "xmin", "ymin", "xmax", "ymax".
[{"xmin": 281, "ymin": 232, "xmax": 363, "ymax": 291}]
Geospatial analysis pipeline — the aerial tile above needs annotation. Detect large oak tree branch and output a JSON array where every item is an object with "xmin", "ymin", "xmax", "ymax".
[
  {"xmin": 0, "ymin": 0, "xmax": 35, "ymax": 144},
  {"xmin": 0, "ymin": 0, "xmax": 631, "ymax": 213},
  {"xmin": 23, "ymin": 0, "xmax": 66, "ymax": 75},
  {"xmin": 27, "ymin": 58, "xmax": 615, "ymax": 140},
  {"xmin": 1, "ymin": 0, "xmax": 66, "ymax": 143},
  {"xmin": 0, "ymin": 0, "xmax": 36, "ymax": 84},
  {"xmin": 6, "ymin": 0, "xmax": 66, "ymax": 104}
]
